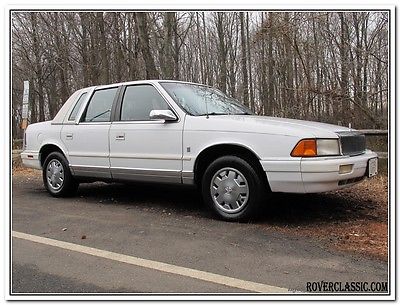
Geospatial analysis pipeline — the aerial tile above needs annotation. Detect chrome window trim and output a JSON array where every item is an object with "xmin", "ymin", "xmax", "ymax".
[
  {"xmin": 78, "ymin": 86, "xmax": 120, "ymax": 124},
  {"xmin": 78, "ymin": 122, "xmax": 112, "ymax": 126},
  {"xmin": 115, "ymin": 82, "xmax": 181, "ymax": 123},
  {"xmin": 111, "ymin": 121, "xmax": 167, "ymax": 125},
  {"xmin": 72, "ymin": 87, "xmax": 96, "ymax": 124},
  {"xmin": 65, "ymin": 91, "xmax": 89, "ymax": 123}
]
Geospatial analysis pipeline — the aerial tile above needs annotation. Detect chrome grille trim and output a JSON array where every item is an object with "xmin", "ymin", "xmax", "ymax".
[{"xmin": 336, "ymin": 131, "xmax": 366, "ymax": 156}]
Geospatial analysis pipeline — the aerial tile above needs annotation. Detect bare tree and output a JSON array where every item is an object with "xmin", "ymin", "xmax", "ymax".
[
  {"xmin": 11, "ymin": 11, "xmax": 388, "ymax": 136},
  {"xmin": 134, "ymin": 12, "xmax": 159, "ymax": 79}
]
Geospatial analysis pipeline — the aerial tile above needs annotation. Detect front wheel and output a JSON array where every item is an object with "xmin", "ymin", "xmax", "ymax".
[
  {"xmin": 42, "ymin": 151, "xmax": 79, "ymax": 197},
  {"xmin": 201, "ymin": 156, "xmax": 266, "ymax": 221}
]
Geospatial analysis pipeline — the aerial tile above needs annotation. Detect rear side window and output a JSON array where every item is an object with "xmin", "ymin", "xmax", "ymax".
[
  {"xmin": 82, "ymin": 87, "xmax": 118, "ymax": 122},
  {"xmin": 120, "ymin": 85, "xmax": 170, "ymax": 121},
  {"xmin": 68, "ymin": 93, "xmax": 87, "ymax": 121}
]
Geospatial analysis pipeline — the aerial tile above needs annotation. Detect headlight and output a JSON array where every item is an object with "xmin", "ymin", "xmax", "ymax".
[
  {"xmin": 316, "ymin": 139, "xmax": 340, "ymax": 156},
  {"xmin": 291, "ymin": 139, "xmax": 340, "ymax": 157}
]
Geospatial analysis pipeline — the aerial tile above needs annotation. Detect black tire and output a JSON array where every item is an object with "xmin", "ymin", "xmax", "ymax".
[
  {"xmin": 42, "ymin": 151, "xmax": 79, "ymax": 197},
  {"xmin": 201, "ymin": 155, "xmax": 266, "ymax": 221}
]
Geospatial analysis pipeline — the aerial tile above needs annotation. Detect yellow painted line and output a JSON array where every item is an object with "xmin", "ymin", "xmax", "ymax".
[{"xmin": 13, "ymin": 231, "xmax": 288, "ymax": 293}]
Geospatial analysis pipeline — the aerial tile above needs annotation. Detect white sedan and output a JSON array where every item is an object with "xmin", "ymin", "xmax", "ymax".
[{"xmin": 21, "ymin": 80, "xmax": 378, "ymax": 220}]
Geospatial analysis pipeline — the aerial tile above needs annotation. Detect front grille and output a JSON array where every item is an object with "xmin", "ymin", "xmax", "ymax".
[{"xmin": 337, "ymin": 131, "xmax": 366, "ymax": 156}]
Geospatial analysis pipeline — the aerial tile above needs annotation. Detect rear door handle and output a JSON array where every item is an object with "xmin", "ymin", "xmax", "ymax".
[
  {"xmin": 66, "ymin": 133, "xmax": 73, "ymax": 140},
  {"xmin": 116, "ymin": 133, "xmax": 125, "ymax": 140}
]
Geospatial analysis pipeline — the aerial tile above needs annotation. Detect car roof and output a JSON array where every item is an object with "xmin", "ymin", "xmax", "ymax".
[{"xmin": 83, "ymin": 79, "xmax": 210, "ymax": 91}]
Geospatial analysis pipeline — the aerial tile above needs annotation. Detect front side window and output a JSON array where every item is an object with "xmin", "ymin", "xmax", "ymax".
[
  {"xmin": 68, "ymin": 92, "xmax": 87, "ymax": 121},
  {"xmin": 160, "ymin": 82, "xmax": 253, "ymax": 116},
  {"xmin": 82, "ymin": 87, "xmax": 118, "ymax": 122},
  {"xmin": 120, "ymin": 85, "xmax": 170, "ymax": 121}
]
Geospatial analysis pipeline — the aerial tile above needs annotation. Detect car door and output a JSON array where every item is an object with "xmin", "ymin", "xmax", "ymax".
[
  {"xmin": 61, "ymin": 86, "xmax": 120, "ymax": 178},
  {"xmin": 109, "ymin": 84, "xmax": 184, "ymax": 183}
]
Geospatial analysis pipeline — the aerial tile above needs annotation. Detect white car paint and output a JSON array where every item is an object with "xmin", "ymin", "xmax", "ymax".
[{"xmin": 21, "ymin": 79, "xmax": 377, "ymax": 194}]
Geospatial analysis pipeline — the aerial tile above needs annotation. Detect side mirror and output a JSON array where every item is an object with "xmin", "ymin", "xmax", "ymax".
[{"xmin": 149, "ymin": 110, "xmax": 177, "ymax": 122}]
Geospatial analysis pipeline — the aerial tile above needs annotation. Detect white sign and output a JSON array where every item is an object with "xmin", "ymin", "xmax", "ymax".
[{"xmin": 22, "ymin": 80, "xmax": 29, "ymax": 119}]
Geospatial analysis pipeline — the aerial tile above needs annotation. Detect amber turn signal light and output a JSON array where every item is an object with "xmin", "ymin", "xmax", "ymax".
[{"xmin": 291, "ymin": 139, "xmax": 317, "ymax": 157}]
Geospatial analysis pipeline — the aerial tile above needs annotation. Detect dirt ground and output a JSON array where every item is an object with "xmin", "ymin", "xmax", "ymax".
[
  {"xmin": 259, "ymin": 175, "xmax": 388, "ymax": 261},
  {"xmin": 12, "ymin": 166, "xmax": 389, "ymax": 262}
]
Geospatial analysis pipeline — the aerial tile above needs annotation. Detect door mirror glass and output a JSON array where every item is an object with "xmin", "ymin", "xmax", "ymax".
[{"xmin": 149, "ymin": 110, "xmax": 177, "ymax": 121}]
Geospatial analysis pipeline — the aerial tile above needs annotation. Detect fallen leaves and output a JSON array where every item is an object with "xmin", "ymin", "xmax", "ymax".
[{"xmin": 264, "ymin": 176, "xmax": 388, "ymax": 261}]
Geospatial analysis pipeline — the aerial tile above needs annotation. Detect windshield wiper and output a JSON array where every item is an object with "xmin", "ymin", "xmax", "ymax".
[
  {"xmin": 88, "ymin": 109, "xmax": 111, "ymax": 122},
  {"xmin": 198, "ymin": 112, "xmax": 227, "ymax": 116},
  {"xmin": 231, "ymin": 112, "xmax": 253, "ymax": 115},
  {"xmin": 198, "ymin": 112, "xmax": 252, "ymax": 116}
]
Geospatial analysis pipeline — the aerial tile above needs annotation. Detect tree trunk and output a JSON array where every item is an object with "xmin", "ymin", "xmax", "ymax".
[
  {"xmin": 134, "ymin": 13, "xmax": 159, "ymax": 79},
  {"xmin": 30, "ymin": 13, "xmax": 45, "ymax": 122},
  {"xmin": 283, "ymin": 13, "xmax": 294, "ymax": 117},
  {"xmin": 89, "ymin": 14, "xmax": 99, "ymax": 84},
  {"xmin": 339, "ymin": 13, "xmax": 351, "ymax": 124},
  {"xmin": 216, "ymin": 13, "xmax": 227, "ymax": 93},
  {"xmin": 56, "ymin": 13, "xmax": 70, "ymax": 103},
  {"xmin": 97, "ymin": 12, "xmax": 110, "ymax": 84},
  {"xmin": 267, "ymin": 13, "xmax": 275, "ymax": 115},
  {"xmin": 79, "ymin": 13, "xmax": 90, "ymax": 86},
  {"xmin": 196, "ymin": 13, "xmax": 205, "ymax": 83},
  {"xmin": 162, "ymin": 13, "xmax": 175, "ymax": 79},
  {"xmin": 246, "ymin": 13, "xmax": 254, "ymax": 111},
  {"xmin": 113, "ymin": 12, "xmax": 124, "ymax": 82},
  {"xmin": 239, "ymin": 13, "xmax": 249, "ymax": 107}
]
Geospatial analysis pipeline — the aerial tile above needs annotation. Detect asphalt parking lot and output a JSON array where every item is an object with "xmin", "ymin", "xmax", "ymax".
[{"xmin": 11, "ymin": 170, "xmax": 388, "ymax": 294}]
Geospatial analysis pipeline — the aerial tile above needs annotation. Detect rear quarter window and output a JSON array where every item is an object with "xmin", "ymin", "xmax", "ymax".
[{"xmin": 68, "ymin": 92, "xmax": 87, "ymax": 121}]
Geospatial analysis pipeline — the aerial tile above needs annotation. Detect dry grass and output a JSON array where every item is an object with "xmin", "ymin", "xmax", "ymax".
[{"xmin": 12, "ymin": 166, "xmax": 41, "ymax": 178}]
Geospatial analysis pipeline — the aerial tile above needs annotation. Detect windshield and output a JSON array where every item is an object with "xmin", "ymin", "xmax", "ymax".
[{"xmin": 160, "ymin": 82, "xmax": 253, "ymax": 116}]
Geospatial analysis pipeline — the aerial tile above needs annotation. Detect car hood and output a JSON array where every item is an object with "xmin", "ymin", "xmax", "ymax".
[{"xmin": 185, "ymin": 115, "xmax": 351, "ymax": 138}]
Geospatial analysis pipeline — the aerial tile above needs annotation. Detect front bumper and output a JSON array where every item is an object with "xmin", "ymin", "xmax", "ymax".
[
  {"xmin": 20, "ymin": 151, "xmax": 41, "ymax": 170},
  {"xmin": 261, "ymin": 150, "xmax": 378, "ymax": 193}
]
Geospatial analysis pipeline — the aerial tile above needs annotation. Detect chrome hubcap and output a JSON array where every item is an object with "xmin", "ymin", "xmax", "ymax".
[
  {"xmin": 210, "ymin": 167, "xmax": 249, "ymax": 213},
  {"xmin": 46, "ymin": 159, "xmax": 64, "ymax": 191}
]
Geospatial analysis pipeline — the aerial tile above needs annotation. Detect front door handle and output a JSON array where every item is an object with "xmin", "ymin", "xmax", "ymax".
[{"xmin": 116, "ymin": 133, "xmax": 125, "ymax": 140}]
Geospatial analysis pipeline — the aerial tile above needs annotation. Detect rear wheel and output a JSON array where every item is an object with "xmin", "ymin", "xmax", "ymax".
[
  {"xmin": 201, "ymin": 156, "xmax": 265, "ymax": 221},
  {"xmin": 42, "ymin": 152, "xmax": 79, "ymax": 197}
]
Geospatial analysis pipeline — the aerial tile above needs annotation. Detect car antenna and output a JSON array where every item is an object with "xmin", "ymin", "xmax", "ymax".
[{"xmin": 205, "ymin": 98, "xmax": 209, "ymax": 119}]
